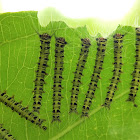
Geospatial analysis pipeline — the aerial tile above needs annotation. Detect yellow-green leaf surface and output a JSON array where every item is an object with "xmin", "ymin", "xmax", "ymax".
[{"xmin": 0, "ymin": 11, "xmax": 140, "ymax": 140}]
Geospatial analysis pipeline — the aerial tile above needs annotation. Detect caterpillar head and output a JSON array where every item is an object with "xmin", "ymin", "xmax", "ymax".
[
  {"xmin": 96, "ymin": 37, "xmax": 107, "ymax": 46},
  {"xmin": 96, "ymin": 37, "xmax": 107, "ymax": 42},
  {"xmin": 56, "ymin": 37, "xmax": 67, "ymax": 45},
  {"xmin": 136, "ymin": 27, "xmax": 140, "ymax": 32},
  {"xmin": 81, "ymin": 38, "xmax": 91, "ymax": 46},
  {"xmin": 113, "ymin": 33, "xmax": 124, "ymax": 39},
  {"xmin": 39, "ymin": 33, "xmax": 51, "ymax": 40}
]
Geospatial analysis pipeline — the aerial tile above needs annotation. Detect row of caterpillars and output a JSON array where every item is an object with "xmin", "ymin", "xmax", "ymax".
[{"xmin": 0, "ymin": 28, "xmax": 139, "ymax": 139}]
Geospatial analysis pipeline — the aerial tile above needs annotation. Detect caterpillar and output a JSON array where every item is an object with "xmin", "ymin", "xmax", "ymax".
[
  {"xmin": 126, "ymin": 27, "xmax": 140, "ymax": 107},
  {"xmin": 0, "ymin": 124, "xmax": 16, "ymax": 140},
  {"xmin": 69, "ymin": 38, "xmax": 91, "ymax": 113},
  {"xmin": 52, "ymin": 37, "xmax": 67, "ymax": 122},
  {"xmin": 81, "ymin": 37, "xmax": 107, "ymax": 117},
  {"xmin": 102, "ymin": 33, "xmax": 124, "ymax": 109},
  {"xmin": 33, "ymin": 33, "xmax": 51, "ymax": 114},
  {"xmin": 0, "ymin": 92, "xmax": 47, "ymax": 130}
]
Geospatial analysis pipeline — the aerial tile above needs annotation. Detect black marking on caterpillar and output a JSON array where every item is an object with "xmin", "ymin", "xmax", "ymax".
[
  {"xmin": 33, "ymin": 33, "xmax": 51, "ymax": 114},
  {"xmin": 81, "ymin": 37, "xmax": 107, "ymax": 117},
  {"xmin": 52, "ymin": 37, "xmax": 67, "ymax": 123},
  {"xmin": 69, "ymin": 38, "xmax": 91, "ymax": 113},
  {"xmin": 126, "ymin": 27, "xmax": 140, "ymax": 107},
  {"xmin": 102, "ymin": 33, "xmax": 124, "ymax": 109},
  {"xmin": 0, "ymin": 92, "xmax": 47, "ymax": 130},
  {"xmin": 0, "ymin": 124, "xmax": 16, "ymax": 140}
]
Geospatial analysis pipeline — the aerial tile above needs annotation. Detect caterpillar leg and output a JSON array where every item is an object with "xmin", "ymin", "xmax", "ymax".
[
  {"xmin": 102, "ymin": 98, "xmax": 111, "ymax": 109},
  {"xmin": 126, "ymin": 94, "xmax": 138, "ymax": 107},
  {"xmin": 69, "ymin": 109, "xmax": 78, "ymax": 114},
  {"xmin": 51, "ymin": 117, "xmax": 61, "ymax": 123}
]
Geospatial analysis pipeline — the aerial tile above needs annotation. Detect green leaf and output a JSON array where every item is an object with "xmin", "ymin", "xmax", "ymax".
[{"xmin": 0, "ymin": 11, "xmax": 140, "ymax": 140}]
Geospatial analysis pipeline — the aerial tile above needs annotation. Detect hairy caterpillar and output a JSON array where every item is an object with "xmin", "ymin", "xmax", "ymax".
[
  {"xmin": 0, "ymin": 92, "xmax": 47, "ymax": 130},
  {"xmin": 69, "ymin": 38, "xmax": 91, "ymax": 113},
  {"xmin": 102, "ymin": 33, "xmax": 124, "ymax": 109},
  {"xmin": 0, "ymin": 124, "xmax": 16, "ymax": 140},
  {"xmin": 126, "ymin": 27, "xmax": 140, "ymax": 107},
  {"xmin": 33, "ymin": 33, "xmax": 51, "ymax": 114},
  {"xmin": 81, "ymin": 37, "xmax": 107, "ymax": 117},
  {"xmin": 52, "ymin": 37, "xmax": 67, "ymax": 122}
]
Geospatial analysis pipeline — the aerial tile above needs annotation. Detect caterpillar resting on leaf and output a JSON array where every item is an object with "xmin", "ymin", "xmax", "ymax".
[
  {"xmin": 0, "ymin": 124, "xmax": 16, "ymax": 140},
  {"xmin": 0, "ymin": 92, "xmax": 47, "ymax": 130},
  {"xmin": 126, "ymin": 27, "xmax": 140, "ymax": 107},
  {"xmin": 102, "ymin": 33, "xmax": 124, "ymax": 109},
  {"xmin": 33, "ymin": 33, "xmax": 51, "ymax": 114},
  {"xmin": 52, "ymin": 37, "xmax": 67, "ymax": 122},
  {"xmin": 69, "ymin": 38, "xmax": 91, "ymax": 113},
  {"xmin": 81, "ymin": 37, "xmax": 107, "ymax": 117}
]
